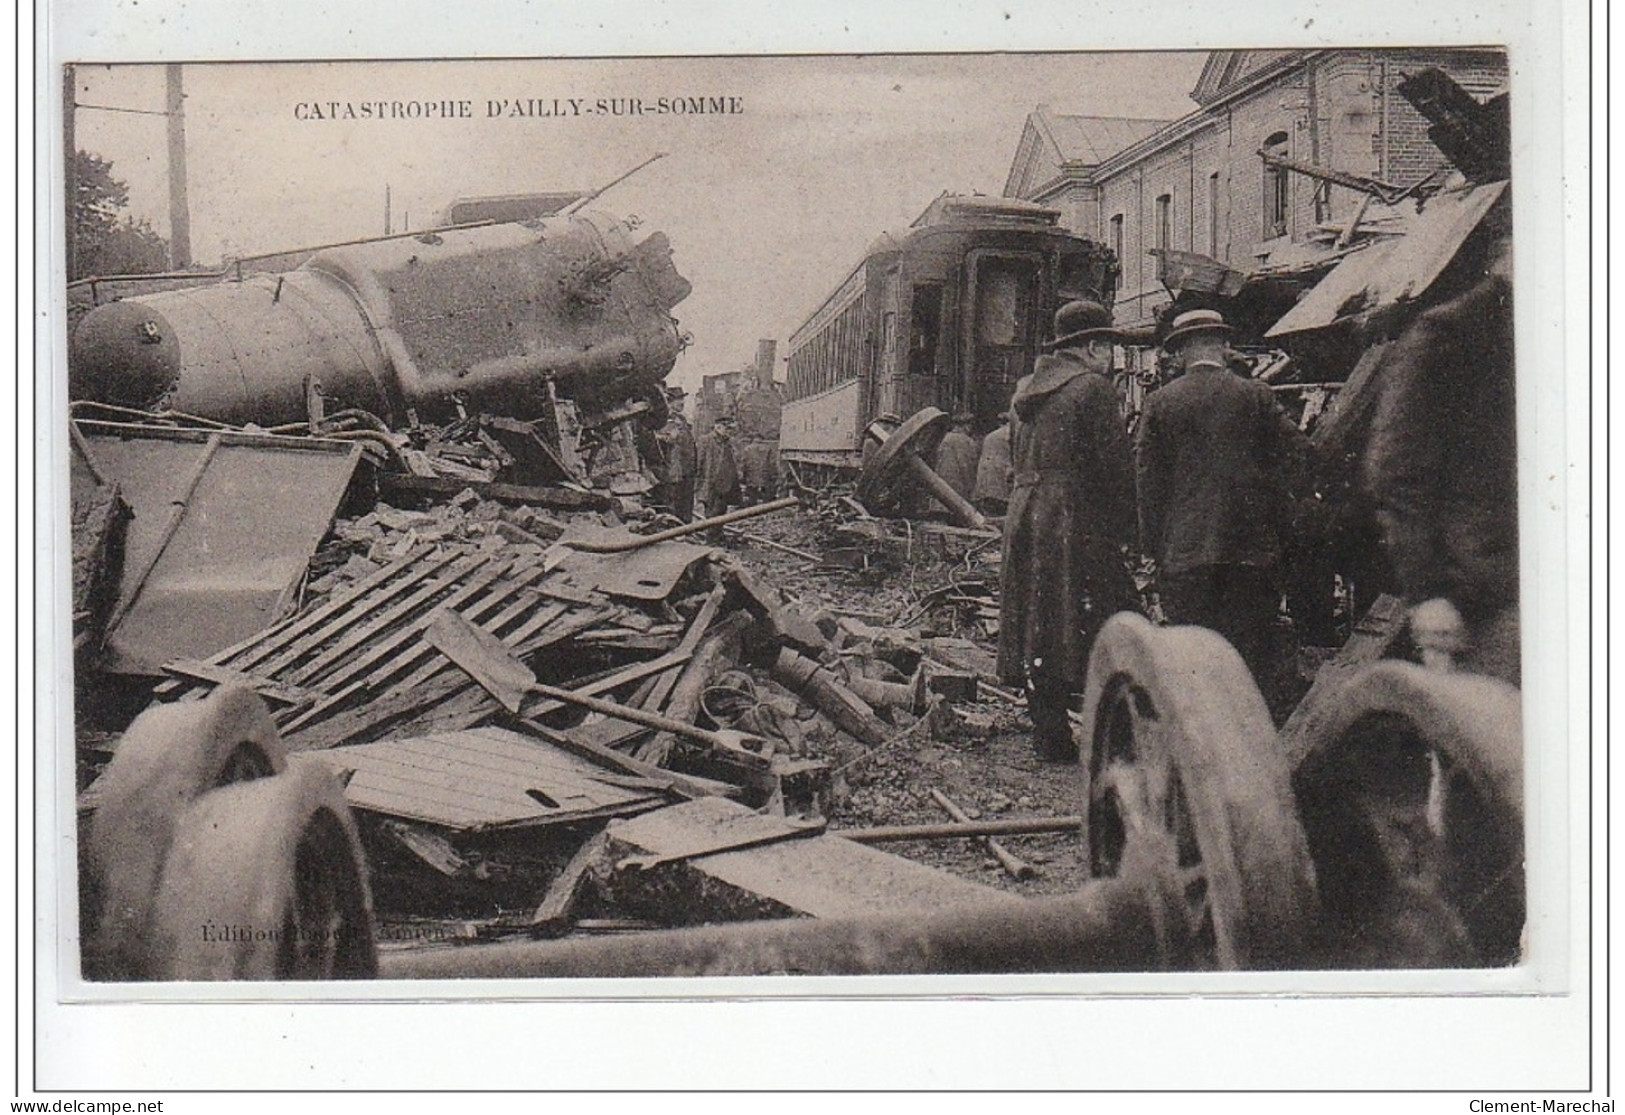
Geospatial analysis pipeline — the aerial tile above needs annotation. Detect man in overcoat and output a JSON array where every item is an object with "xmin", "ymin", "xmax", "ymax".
[
  {"xmin": 654, "ymin": 386, "xmax": 698, "ymax": 521},
  {"xmin": 997, "ymin": 300, "xmax": 1139, "ymax": 761},
  {"xmin": 695, "ymin": 416, "xmax": 739, "ymax": 520},
  {"xmin": 1135, "ymin": 308, "xmax": 1305, "ymax": 681}
]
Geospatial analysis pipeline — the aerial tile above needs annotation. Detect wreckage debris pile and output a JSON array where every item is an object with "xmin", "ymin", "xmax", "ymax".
[{"xmin": 82, "ymin": 478, "xmax": 1082, "ymax": 946}]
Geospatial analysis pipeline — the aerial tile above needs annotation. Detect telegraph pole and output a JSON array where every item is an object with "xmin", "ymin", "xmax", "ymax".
[{"xmin": 165, "ymin": 63, "xmax": 192, "ymax": 268}]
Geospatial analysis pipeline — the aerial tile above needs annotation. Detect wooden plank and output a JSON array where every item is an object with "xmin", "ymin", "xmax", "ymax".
[
  {"xmin": 280, "ymin": 605, "xmax": 614, "ymax": 748},
  {"xmin": 148, "ymin": 546, "xmax": 440, "ymax": 698},
  {"xmin": 516, "ymin": 649, "xmax": 696, "ymax": 720},
  {"xmin": 378, "ymin": 473, "xmax": 616, "ymax": 511},
  {"xmin": 350, "ymin": 562, "xmax": 553, "ymax": 694},
  {"xmin": 159, "ymin": 660, "xmax": 327, "ymax": 708},
  {"xmin": 1277, "ymin": 593, "xmax": 1409, "ymax": 770},
  {"xmin": 528, "ymin": 831, "xmax": 611, "ymax": 936},
  {"xmin": 600, "ymin": 797, "xmax": 1020, "ymax": 924},
  {"xmin": 281, "ymin": 550, "xmax": 507, "ymax": 687},
  {"xmin": 643, "ymin": 585, "xmax": 726, "ymax": 714},
  {"xmin": 518, "ymin": 724, "xmax": 735, "ymax": 801},
  {"xmin": 231, "ymin": 545, "xmax": 457, "ymax": 676}
]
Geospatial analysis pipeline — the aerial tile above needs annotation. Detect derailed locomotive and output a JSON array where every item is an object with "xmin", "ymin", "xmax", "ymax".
[
  {"xmin": 779, "ymin": 195, "xmax": 1117, "ymax": 472},
  {"xmin": 69, "ymin": 209, "xmax": 692, "ymax": 436}
]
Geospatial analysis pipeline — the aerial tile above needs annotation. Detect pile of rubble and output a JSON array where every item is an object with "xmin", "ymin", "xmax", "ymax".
[{"xmin": 74, "ymin": 428, "xmax": 1090, "ymax": 957}]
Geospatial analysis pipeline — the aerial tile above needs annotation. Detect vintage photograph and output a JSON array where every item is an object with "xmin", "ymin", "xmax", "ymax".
[{"xmin": 60, "ymin": 48, "xmax": 1526, "ymax": 988}]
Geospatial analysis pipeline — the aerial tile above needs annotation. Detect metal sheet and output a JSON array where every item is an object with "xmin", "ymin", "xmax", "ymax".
[
  {"xmin": 311, "ymin": 726, "xmax": 664, "ymax": 831},
  {"xmin": 554, "ymin": 534, "xmax": 715, "ymax": 600},
  {"xmin": 76, "ymin": 421, "xmax": 361, "ymax": 675},
  {"xmin": 1265, "ymin": 181, "xmax": 1506, "ymax": 337}
]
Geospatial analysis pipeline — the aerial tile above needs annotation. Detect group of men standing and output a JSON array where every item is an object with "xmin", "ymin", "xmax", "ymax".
[
  {"xmin": 997, "ymin": 300, "xmax": 1309, "ymax": 761},
  {"xmin": 650, "ymin": 386, "xmax": 782, "ymax": 523}
]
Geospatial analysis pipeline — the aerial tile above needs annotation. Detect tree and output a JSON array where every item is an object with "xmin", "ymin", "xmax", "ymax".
[{"xmin": 71, "ymin": 150, "xmax": 171, "ymax": 280}]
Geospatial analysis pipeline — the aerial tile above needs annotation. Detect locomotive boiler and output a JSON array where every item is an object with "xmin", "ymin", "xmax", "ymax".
[{"xmin": 69, "ymin": 209, "xmax": 693, "ymax": 432}]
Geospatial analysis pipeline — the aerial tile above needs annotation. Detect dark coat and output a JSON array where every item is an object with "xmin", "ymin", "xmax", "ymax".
[
  {"xmin": 1135, "ymin": 366, "xmax": 1307, "ymax": 575},
  {"xmin": 1363, "ymin": 252, "xmax": 1517, "ymax": 623},
  {"xmin": 997, "ymin": 352, "xmax": 1138, "ymax": 688},
  {"xmin": 696, "ymin": 429, "xmax": 738, "ymax": 507},
  {"xmin": 657, "ymin": 416, "xmax": 697, "ymax": 483}
]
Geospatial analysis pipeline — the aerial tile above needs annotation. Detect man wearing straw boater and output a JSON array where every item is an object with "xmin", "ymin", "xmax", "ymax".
[
  {"xmin": 1136, "ymin": 307, "xmax": 1301, "ymax": 684},
  {"xmin": 997, "ymin": 300, "xmax": 1139, "ymax": 763}
]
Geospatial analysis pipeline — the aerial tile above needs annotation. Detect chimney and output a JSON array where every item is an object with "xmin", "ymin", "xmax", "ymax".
[{"xmin": 754, "ymin": 339, "xmax": 777, "ymax": 389}]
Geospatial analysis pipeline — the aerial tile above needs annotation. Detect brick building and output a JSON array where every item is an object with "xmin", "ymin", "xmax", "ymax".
[{"xmin": 1004, "ymin": 48, "xmax": 1509, "ymax": 328}]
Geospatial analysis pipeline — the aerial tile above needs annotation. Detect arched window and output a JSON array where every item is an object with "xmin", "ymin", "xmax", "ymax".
[{"xmin": 1263, "ymin": 131, "xmax": 1290, "ymax": 239}]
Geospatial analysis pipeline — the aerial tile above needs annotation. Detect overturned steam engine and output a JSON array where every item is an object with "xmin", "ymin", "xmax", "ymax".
[{"xmin": 69, "ymin": 210, "xmax": 693, "ymax": 453}]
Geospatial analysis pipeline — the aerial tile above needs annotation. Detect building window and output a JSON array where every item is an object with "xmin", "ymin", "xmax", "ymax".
[
  {"xmin": 1263, "ymin": 131, "xmax": 1290, "ymax": 239},
  {"xmin": 1208, "ymin": 172, "xmax": 1221, "ymax": 257},
  {"xmin": 1155, "ymin": 194, "xmax": 1171, "ymax": 253},
  {"xmin": 1109, "ymin": 213, "xmax": 1124, "ymax": 263}
]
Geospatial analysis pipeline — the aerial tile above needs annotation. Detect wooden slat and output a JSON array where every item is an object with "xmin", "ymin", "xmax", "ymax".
[
  {"xmin": 150, "ymin": 543, "xmax": 443, "ymax": 698},
  {"xmin": 159, "ymin": 661, "xmax": 327, "ymax": 708},
  {"xmin": 281, "ymin": 551, "xmax": 506, "ymax": 687},
  {"xmin": 351, "ymin": 563, "xmax": 554, "ymax": 694},
  {"xmin": 279, "ymin": 605, "xmax": 614, "ymax": 750},
  {"xmin": 283, "ymin": 670, "xmax": 472, "ymax": 751},
  {"xmin": 241, "ymin": 546, "xmax": 469, "ymax": 678}
]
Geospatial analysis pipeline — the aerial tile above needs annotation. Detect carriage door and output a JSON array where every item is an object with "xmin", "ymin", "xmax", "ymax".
[
  {"xmin": 873, "ymin": 265, "xmax": 903, "ymax": 420},
  {"xmin": 962, "ymin": 250, "xmax": 1041, "ymax": 431}
]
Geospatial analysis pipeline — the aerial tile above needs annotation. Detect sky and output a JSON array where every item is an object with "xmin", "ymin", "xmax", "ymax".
[{"xmin": 69, "ymin": 54, "xmax": 1208, "ymax": 392}]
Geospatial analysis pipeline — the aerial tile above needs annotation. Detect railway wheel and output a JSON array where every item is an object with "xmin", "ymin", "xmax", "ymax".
[
  {"xmin": 1292, "ymin": 661, "xmax": 1523, "ymax": 967},
  {"xmin": 85, "ymin": 686, "xmax": 287, "ymax": 980},
  {"xmin": 1079, "ymin": 613, "xmax": 1317, "ymax": 969},
  {"xmin": 148, "ymin": 757, "xmax": 377, "ymax": 981}
]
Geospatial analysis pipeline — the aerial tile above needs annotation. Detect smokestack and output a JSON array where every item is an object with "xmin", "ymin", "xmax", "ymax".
[
  {"xmin": 165, "ymin": 64, "xmax": 192, "ymax": 269},
  {"xmin": 754, "ymin": 339, "xmax": 777, "ymax": 389}
]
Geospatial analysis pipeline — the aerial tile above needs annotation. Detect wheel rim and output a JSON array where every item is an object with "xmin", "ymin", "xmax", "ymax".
[
  {"xmin": 1292, "ymin": 661, "xmax": 1523, "ymax": 967},
  {"xmin": 1079, "ymin": 613, "xmax": 1316, "ymax": 970},
  {"xmin": 1296, "ymin": 710, "xmax": 1520, "ymax": 967},
  {"xmin": 284, "ymin": 807, "xmax": 375, "ymax": 980},
  {"xmin": 211, "ymin": 740, "xmax": 279, "ymax": 787},
  {"xmin": 1089, "ymin": 676, "xmax": 1222, "ymax": 968}
]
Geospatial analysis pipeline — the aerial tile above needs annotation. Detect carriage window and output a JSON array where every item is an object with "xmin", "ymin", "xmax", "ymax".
[
  {"xmin": 909, "ymin": 284, "xmax": 944, "ymax": 376},
  {"xmin": 975, "ymin": 268, "xmax": 1023, "ymax": 346}
]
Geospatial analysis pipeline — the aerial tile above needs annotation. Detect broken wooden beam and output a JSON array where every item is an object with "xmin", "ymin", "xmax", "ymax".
[
  {"xmin": 595, "ymin": 797, "xmax": 1020, "ymax": 926},
  {"xmin": 835, "ymin": 815, "xmax": 1084, "ymax": 844},
  {"xmin": 528, "ymin": 830, "xmax": 611, "ymax": 937},
  {"xmin": 378, "ymin": 473, "xmax": 615, "ymax": 511},
  {"xmin": 930, "ymin": 789, "xmax": 1037, "ymax": 880},
  {"xmin": 770, "ymin": 648, "xmax": 891, "ymax": 747}
]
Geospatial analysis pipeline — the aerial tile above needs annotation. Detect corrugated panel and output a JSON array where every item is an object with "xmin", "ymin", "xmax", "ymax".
[
  {"xmin": 313, "ymin": 726, "xmax": 663, "ymax": 831},
  {"xmin": 78, "ymin": 422, "xmax": 361, "ymax": 675},
  {"xmin": 1266, "ymin": 181, "xmax": 1507, "ymax": 337}
]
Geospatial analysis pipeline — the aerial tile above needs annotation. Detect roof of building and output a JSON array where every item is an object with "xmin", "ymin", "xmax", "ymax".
[{"xmin": 1041, "ymin": 112, "xmax": 1170, "ymax": 165}]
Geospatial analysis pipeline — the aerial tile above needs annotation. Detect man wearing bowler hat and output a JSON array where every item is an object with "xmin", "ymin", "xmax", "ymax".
[
  {"xmin": 997, "ymin": 300, "xmax": 1139, "ymax": 762},
  {"xmin": 1136, "ymin": 307, "xmax": 1305, "ymax": 684}
]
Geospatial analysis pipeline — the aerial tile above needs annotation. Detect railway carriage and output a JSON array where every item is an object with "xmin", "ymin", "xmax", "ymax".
[{"xmin": 780, "ymin": 195, "xmax": 1118, "ymax": 472}]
